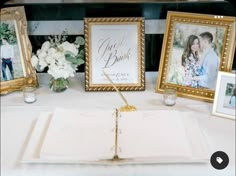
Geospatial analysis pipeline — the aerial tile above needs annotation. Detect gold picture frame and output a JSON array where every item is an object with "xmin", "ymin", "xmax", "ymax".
[
  {"xmin": 84, "ymin": 17, "xmax": 145, "ymax": 91},
  {"xmin": 0, "ymin": 6, "xmax": 37, "ymax": 95},
  {"xmin": 156, "ymin": 11, "xmax": 235, "ymax": 102}
]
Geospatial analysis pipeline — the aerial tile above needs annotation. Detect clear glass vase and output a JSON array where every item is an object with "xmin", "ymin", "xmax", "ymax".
[{"xmin": 49, "ymin": 78, "xmax": 69, "ymax": 92}]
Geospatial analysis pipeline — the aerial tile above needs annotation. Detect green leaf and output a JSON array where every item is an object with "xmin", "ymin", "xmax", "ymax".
[
  {"xmin": 65, "ymin": 50, "xmax": 84, "ymax": 66},
  {"xmin": 76, "ymin": 56, "xmax": 84, "ymax": 61},
  {"xmin": 71, "ymin": 64, "xmax": 78, "ymax": 70},
  {"xmin": 65, "ymin": 54, "xmax": 76, "ymax": 63},
  {"xmin": 65, "ymin": 50, "xmax": 76, "ymax": 57},
  {"xmin": 0, "ymin": 22, "xmax": 17, "ymax": 45},
  {"xmin": 75, "ymin": 36, "xmax": 85, "ymax": 45},
  {"xmin": 79, "ymin": 49, "xmax": 85, "ymax": 55},
  {"xmin": 75, "ymin": 58, "xmax": 84, "ymax": 65}
]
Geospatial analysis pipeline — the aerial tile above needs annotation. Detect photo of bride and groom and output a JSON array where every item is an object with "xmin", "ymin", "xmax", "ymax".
[
  {"xmin": 181, "ymin": 32, "xmax": 219, "ymax": 89},
  {"xmin": 167, "ymin": 24, "xmax": 224, "ymax": 91}
]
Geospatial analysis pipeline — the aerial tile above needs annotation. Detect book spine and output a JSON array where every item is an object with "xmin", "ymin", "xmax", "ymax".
[{"xmin": 112, "ymin": 109, "xmax": 120, "ymax": 161}]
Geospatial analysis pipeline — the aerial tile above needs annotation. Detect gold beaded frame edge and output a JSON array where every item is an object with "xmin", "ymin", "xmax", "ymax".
[
  {"xmin": 156, "ymin": 11, "xmax": 235, "ymax": 102},
  {"xmin": 0, "ymin": 6, "xmax": 38, "ymax": 95},
  {"xmin": 84, "ymin": 17, "xmax": 145, "ymax": 91}
]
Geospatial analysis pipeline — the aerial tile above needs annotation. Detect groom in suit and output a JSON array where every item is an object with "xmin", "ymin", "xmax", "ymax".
[{"xmin": 193, "ymin": 32, "xmax": 219, "ymax": 90}]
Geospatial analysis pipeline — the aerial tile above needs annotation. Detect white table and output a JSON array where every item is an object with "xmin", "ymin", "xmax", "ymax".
[{"xmin": 1, "ymin": 72, "xmax": 235, "ymax": 176}]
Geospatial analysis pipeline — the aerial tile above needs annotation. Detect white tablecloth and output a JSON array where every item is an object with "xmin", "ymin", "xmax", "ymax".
[{"xmin": 1, "ymin": 72, "xmax": 235, "ymax": 176}]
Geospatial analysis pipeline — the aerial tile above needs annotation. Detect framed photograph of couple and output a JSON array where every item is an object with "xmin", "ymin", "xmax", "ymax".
[
  {"xmin": 84, "ymin": 17, "xmax": 145, "ymax": 91},
  {"xmin": 0, "ymin": 6, "xmax": 37, "ymax": 95},
  {"xmin": 212, "ymin": 72, "xmax": 235, "ymax": 120},
  {"xmin": 156, "ymin": 11, "xmax": 235, "ymax": 102}
]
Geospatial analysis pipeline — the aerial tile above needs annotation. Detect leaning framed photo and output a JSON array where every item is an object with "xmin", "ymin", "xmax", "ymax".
[
  {"xmin": 0, "ymin": 6, "xmax": 37, "ymax": 95},
  {"xmin": 212, "ymin": 72, "xmax": 235, "ymax": 120},
  {"xmin": 156, "ymin": 11, "xmax": 235, "ymax": 102},
  {"xmin": 84, "ymin": 17, "xmax": 145, "ymax": 91}
]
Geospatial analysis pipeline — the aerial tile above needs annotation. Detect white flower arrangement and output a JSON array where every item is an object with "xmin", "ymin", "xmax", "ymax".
[{"xmin": 31, "ymin": 33, "xmax": 84, "ymax": 79}]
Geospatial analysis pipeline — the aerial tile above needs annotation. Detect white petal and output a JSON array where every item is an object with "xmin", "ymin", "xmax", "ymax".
[
  {"xmin": 59, "ymin": 41, "xmax": 78, "ymax": 56},
  {"xmin": 31, "ymin": 55, "xmax": 39, "ymax": 68},
  {"xmin": 41, "ymin": 41, "xmax": 50, "ymax": 51}
]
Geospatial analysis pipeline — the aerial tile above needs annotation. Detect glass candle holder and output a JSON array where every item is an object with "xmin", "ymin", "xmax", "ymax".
[
  {"xmin": 23, "ymin": 86, "xmax": 37, "ymax": 103},
  {"xmin": 163, "ymin": 88, "xmax": 177, "ymax": 106}
]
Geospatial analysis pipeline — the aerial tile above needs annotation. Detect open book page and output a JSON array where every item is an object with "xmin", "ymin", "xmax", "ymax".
[
  {"xmin": 118, "ymin": 110, "xmax": 192, "ymax": 160},
  {"xmin": 39, "ymin": 108, "xmax": 115, "ymax": 161},
  {"xmin": 182, "ymin": 114, "xmax": 209, "ymax": 160}
]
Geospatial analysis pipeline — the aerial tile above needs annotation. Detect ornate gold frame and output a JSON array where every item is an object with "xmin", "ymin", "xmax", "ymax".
[
  {"xmin": 0, "ymin": 6, "xmax": 37, "ymax": 95},
  {"xmin": 156, "ymin": 11, "xmax": 235, "ymax": 102},
  {"xmin": 84, "ymin": 17, "xmax": 145, "ymax": 91}
]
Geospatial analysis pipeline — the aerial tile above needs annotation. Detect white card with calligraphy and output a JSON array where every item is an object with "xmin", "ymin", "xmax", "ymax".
[{"xmin": 85, "ymin": 18, "xmax": 145, "ymax": 91}]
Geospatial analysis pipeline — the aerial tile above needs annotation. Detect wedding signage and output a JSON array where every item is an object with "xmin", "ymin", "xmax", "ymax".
[
  {"xmin": 84, "ymin": 17, "xmax": 145, "ymax": 91},
  {"xmin": 156, "ymin": 11, "xmax": 235, "ymax": 102},
  {"xmin": 0, "ymin": 6, "xmax": 37, "ymax": 95},
  {"xmin": 212, "ymin": 72, "xmax": 236, "ymax": 120}
]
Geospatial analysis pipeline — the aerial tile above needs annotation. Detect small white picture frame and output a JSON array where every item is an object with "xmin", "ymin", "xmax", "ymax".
[{"xmin": 212, "ymin": 71, "xmax": 236, "ymax": 120}]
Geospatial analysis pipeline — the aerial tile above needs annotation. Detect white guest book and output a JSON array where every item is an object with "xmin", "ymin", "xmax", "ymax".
[{"xmin": 22, "ymin": 108, "xmax": 209, "ymax": 164}]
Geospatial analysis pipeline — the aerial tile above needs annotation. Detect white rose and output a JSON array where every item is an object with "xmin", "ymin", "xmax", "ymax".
[
  {"xmin": 48, "ymin": 60, "xmax": 76, "ymax": 79},
  {"xmin": 53, "ymin": 50, "xmax": 64, "ymax": 59},
  {"xmin": 58, "ymin": 41, "xmax": 78, "ymax": 56},
  {"xmin": 31, "ymin": 55, "xmax": 39, "ymax": 68},
  {"xmin": 41, "ymin": 41, "xmax": 50, "ymax": 52},
  {"xmin": 44, "ymin": 55, "xmax": 54, "ymax": 65},
  {"xmin": 37, "ymin": 50, "xmax": 47, "ymax": 60},
  {"xmin": 36, "ymin": 49, "xmax": 42, "ymax": 56},
  {"xmin": 75, "ymin": 44, "xmax": 80, "ymax": 49},
  {"xmin": 39, "ymin": 58, "xmax": 48, "ymax": 70},
  {"xmin": 56, "ymin": 56, "xmax": 66, "ymax": 66},
  {"xmin": 48, "ymin": 65, "xmax": 67, "ymax": 79},
  {"xmin": 48, "ymin": 66, "xmax": 60, "ymax": 79},
  {"xmin": 47, "ymin": 48, "xmax": 57, "ymax": 56}
]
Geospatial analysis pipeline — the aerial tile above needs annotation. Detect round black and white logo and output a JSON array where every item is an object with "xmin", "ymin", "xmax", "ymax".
[{"xmin": 210, "ymin": 151, "xmax": 229, "ymax": 170}]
